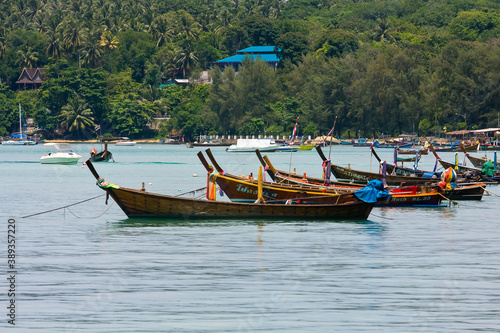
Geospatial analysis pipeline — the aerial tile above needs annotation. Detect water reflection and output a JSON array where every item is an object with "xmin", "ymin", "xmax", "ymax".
[{"xmin": 107, "ymin": 217, "xmax": 377, "ymax": 228}]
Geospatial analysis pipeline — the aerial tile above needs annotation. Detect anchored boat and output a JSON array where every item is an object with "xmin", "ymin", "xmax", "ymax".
[{"xmin": 40, "ymin": 143, "xmax": 82, "ymax": 165}]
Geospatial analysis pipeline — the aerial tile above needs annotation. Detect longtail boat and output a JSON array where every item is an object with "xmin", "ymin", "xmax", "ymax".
[
  {"xmin": 432, "ymin": 142, "xmax": 479, "ymax": 152},
  {"xmin": 90, "ymin": 141, "xmax": 113, "ymax": 162},
  {"xmin": 370, "ymin": 147, "xmax": 432, "ymax": 177},
  {"xmin": 369, "ymin": 147, "xmax": 486, "ymax": 199},
  {"xmin": 85, "ymin": 159, "xmax": 374, "ymax": 220},
  {"xmin": 396, "ymin": 155, "xmax": 419, "ymax": 162},
  {"xmin": 459, "ymin": 144, "xmax": 487, "ymax": 168},
  {"xmin": 277, "ymin": 171, "xmax": 484, "ymax": 201},
  {"xmin": 205, "ymin": 149, "xmax": 361, "ymax": 191},
  {"xmin": 198, "ymin": 151, "xmax": 362, "ymax": 203},
  {"xmin": 397, "ymin": 148, "xmax": 429, "ymax": 155},
  {"xmin": 315, "ymin": 146, "xmax": 439, "ymax": 186},
  {"xmin": 201, "ymin": 150, "xmax": 445, "ymax": 207},
  {"xmin": 458, "ymin": 142, "xmax": 499, "ymax": 169},
  {"xmin": 428, "ymin": 143, "xmax": 484, "ymax": 174},
  {"xmin": 318, "ymin": 146, "xmax": 487, "ymax": 199}
]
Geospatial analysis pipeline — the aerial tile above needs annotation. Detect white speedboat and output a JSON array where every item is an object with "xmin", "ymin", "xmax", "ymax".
[
  {"xmin": 226, "ymin": 139, "xmax": 281, "ymax": 152},
  {"xmin": 40, "ymin": 143, "xmax": 82, "ymax": 165},
  {"xmin": 115, "ymin": 137, "xmax": 136, "ymax": 146}
]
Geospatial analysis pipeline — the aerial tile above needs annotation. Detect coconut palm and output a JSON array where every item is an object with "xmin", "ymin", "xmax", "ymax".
[
  {"xmin": 175, "ymin": 42, "xmax": 198, "ymax": 79},
  {"xmin": 0, "ymin": 29, "xmax": 6, "ymax": 60},
  {"xmin": 176, "ymin": 10, "xmax": 200, "ymax": 40},
  {"xmin": 46, "ymin": 33, "xmax": 62, "ymax": 60},
  {"xmin": 63, "ymin": 18, "xmax": 87, "ymax": 67},
  {"xmin": 82, "ymin": 38, "xmax": 102, "ymax": 68},
  {"xmin": 60, "ymin": 96, "xmax": 96, "ymax": 138},
  {"xmin": 16, "ymin": 47, "xmax": 39, "ymax": 68},
  {"xmin": 150, "ymin": 16, "xmax": 173, "ymax": 47},
  {"xmin": 99, "ymin": 30, "xmax": 119, "ymax": 72},
  {"xmin": 24, "ymin": 0, "xmax": 44, "ymax": 21},
  {"xmin": 373, "ymin": 19, "xmax": 396, "ymax": 43}
]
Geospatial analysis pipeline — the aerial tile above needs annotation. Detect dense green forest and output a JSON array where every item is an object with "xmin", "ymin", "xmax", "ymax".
[{"xmin": 0, "ymin": 0, "xmax": 499, "ymax": 140}]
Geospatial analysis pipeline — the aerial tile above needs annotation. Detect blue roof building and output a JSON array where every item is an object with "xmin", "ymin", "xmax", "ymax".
[{"xmin": 216, "ymin": 46, "xmax": 280, "ymax": 71}]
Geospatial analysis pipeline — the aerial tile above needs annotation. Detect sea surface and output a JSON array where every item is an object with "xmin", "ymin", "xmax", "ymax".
[{"xmin": 1, "ymin": 143, "xmax": 500, "ymax": 332}]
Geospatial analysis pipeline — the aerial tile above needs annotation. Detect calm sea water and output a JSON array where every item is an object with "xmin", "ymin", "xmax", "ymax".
[{"xmin": 1, "ymin": 143, "xmax": 500, "ymax": 332}]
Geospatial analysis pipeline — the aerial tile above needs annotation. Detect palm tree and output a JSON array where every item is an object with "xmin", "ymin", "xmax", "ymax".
[
  {"xmin": 63, "ymin": 18, "xmax": 86, "ymax": 67},
  {"xmin": 373, "ymin": 19, "xmax": 396, "ymax": 43},
  {"xmin": 175, "ymin": 42, "xmax": 198, "ymax": 79},
  {"xmin": 46, "ymin": 34, "xmax": 62, "ymax": 60},
  {"xmin": 176, "ymin": 10, "xmax": 200, "ymax": 40},
  {"xmin": 82, "ymin": 37, "xmax": 102, "ymax": 68},
  {"xmin": 150, "ymin": 16, "xmax": 173, "ymax": 47},
  {"xmin": 46, "ymin": 33, "xmax": 63, "ymax": 77},
  {"xmin": 16, "ymin": 47, "xmax": 39, "ymax": 68},
  {"xmin": 24, "ymin": 0, "xmax": 44, "ymax": 21},
  {"xmin": 45, "ymin": 13, "xmax": 64, "ymax": 34},
  {"xmin": 99, "ymin": 30, "xmax": 119, "ymax": 72},
  {"xmin": 60, "ymin": 96, "xmax": 96, "ymax": 138},
  {"xmin": 0, "ymin": 29, "xmax": 6, "ymax": 60}
]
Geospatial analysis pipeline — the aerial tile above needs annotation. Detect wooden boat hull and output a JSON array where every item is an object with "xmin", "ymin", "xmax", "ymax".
[
  {"xmin": 479, "ymin": 145, "xmax": 500, "ymax": 151},
  {"xmin": 214, "ymin": 173, "xmax": 361, "ymax": 204},
  {"xmin": 104, "ymin": 186, "xmax": 374, "ymax": 220},
  {"xmin": 446, "ymin": 183, "xmax": 485, "ymax": 201},
  {"xmin": 465, "ymin": 154, "xmax": 487, "ymax": 168},
  {"xmin": 376, "ymin": 143, "xmax": 413, "ymax": 148},
  {"xmin": 429, "ymin": 144, "xmax": 482, "ymax": 174},
  {"xmin": 266, "ymin": 170, "xmax": 443, "ymax": 206},
  {"xmin": 90, "ymin": 151, "xmax": 113, "ymax": 162},
  {"xmin": 397, "ymin": 149, "xmax": 428, "ymax": 155},
  {"xmin": 299, "ymin": 144, "xmax": 315, "ymax": 150},
  {"xmin": 200, "ymin": 150, "xmax": 443, "ymax": 207},
  {"xmin": 276, "ymin": 146, "xmax": 301, "ymax": 152},
  {"xmin": 329, "ymin": 163, "xmax": 437, "ymax": 186},
  {"xmin": 433, "ymin": 143, "xmax": 479, "ymax": 152},
  {"xmin": 458, "ymin": 143, "xmax": 498, "ymax": 169},
  {"xmin": 85, "ymin": 159, "xmax": 374, "ymax": 220},
  {"xmin": 396, "ymin": 156, "xmax": 418, "ymax": 162}
]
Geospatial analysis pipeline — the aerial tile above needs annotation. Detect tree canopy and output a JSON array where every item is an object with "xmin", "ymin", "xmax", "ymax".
[{"xmin": 0, "ymin": 0, "xmax": 499, "ymax": 140}]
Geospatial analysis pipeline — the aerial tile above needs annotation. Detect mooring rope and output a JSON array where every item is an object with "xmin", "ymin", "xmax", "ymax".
[
  {"xmin": 21, "ymin": 194, "xmax": 106, "ymax": 218},
  {"xmin": 437, "ymin": 192, "xmax": 459, "ymax": 206},
  {"xmin": 369, "ymin": 213, "xmax": 395, "ymax": 220},
  {"xmin": 175, "ymin": 186, "xmax": 207, "ymax": 197},
  {"xmin": 480, "ymin": 185, "xmax": 500, "ymax": 197},
  {"xmin": 65, "ymin": 201, "xmax": 115, "ymax": 219}
]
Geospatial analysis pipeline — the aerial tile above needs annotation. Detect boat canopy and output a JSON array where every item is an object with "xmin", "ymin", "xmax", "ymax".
[
  {"xmin": 44, "ymin": 143, "xmax": 74, "ymax": 152},
  {"xmin": 234, "ymin": 139, "xmax": 276, "ymax": 148}
]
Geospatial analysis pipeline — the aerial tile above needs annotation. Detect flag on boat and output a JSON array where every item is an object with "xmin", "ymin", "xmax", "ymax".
[
  {"xmin": 290, "ymin": 117, "xmax": 299, "ymax": 144},
  {"xmin": 95, "ymin": 125, "xmax": 101, "ymax": 132},
  {"xmin": 326, "ymin": 116, "xmax": 337, "ymax": 138}
]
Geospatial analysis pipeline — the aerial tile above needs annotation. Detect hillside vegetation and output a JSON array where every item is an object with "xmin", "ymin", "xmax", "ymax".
[{"xmin": 0, "ymin": 0, "xmax": 499, "ymax": 140}]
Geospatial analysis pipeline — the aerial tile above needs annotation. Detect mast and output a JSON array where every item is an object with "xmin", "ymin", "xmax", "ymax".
[{"xmin": 19, "ymin": 104, "xmax": 22, "ymax": 141}]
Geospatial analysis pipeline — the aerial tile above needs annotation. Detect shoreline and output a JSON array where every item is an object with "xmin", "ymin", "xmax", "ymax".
[{"xmin": 43, "ymin": 139, "xmax": 161, "ymax": 143}]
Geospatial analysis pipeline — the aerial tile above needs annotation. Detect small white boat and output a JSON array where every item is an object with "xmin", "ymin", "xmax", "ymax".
[
  {"xmin": 115, "ymin": 137, "xmax": 136, "ymax": 146},
  {"xmin": 2, "ymin": 138, "xmax": 37, "ymax": 145},
  {"xmin": 40, "ymin": 143, "xmax": 82, "ymax": 165},
  {"xmin": 226, "ymin": 139, "xmax": 281, "ymax": 152},
  {"xmin": 276, "ymin": 145, "xmax": 301, "ymax": 152}
]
